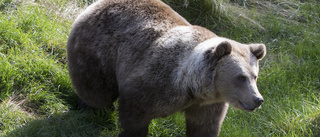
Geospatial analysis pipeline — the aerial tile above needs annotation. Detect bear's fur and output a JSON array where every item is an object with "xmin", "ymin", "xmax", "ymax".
[{"xmin": 67, "ymin": 0, "xmax": 267, "ymax": 136}]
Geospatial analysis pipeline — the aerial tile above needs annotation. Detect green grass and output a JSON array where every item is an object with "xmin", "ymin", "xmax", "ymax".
[{"xmin": 0, "ymin": 0, "xmax": 319, "ymax": 136}]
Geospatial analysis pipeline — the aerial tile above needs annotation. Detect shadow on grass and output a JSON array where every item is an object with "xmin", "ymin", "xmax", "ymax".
[
  {"xmin": 5, "ymin": 108, "xmax": 120, "ymax": 137},
  {"xmin": 308, "ymin": 115, "xmax": 320, "ymax": 136}
]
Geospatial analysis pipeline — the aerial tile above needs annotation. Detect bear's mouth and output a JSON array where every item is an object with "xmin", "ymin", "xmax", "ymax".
[{"xmin": 239, "ymin": 101, "xmax": 255, "ymax": 112}]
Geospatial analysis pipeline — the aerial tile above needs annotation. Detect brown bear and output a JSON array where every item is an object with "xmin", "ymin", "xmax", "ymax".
[{"xmin": 67, "ymin": 0, "xmax": 267, "ymax": 136}]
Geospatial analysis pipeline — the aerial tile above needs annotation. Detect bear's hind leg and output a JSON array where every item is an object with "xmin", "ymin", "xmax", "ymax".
[
  {"xmin": 117, "ymin": 97, "xmax": 153, "ymax": 137},
  {"xmin": 71, "ymin": 68, "xmax": 119, "ymax": 109},
  {"xmin": 184, "ymin": 103, "xmax": 228, "ymax": 137}
]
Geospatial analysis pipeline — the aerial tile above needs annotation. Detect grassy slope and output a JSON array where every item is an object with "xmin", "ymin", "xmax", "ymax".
[{"xmin": 0, "ymin": 0, "xmax": 319, "ymax": 136}]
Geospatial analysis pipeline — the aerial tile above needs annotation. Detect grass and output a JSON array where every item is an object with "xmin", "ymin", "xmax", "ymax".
[{"xmin": 0, "ymin": 0, "xmax": 319, "ymax": 136}]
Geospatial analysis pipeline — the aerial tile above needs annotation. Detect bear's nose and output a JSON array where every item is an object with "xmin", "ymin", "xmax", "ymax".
[{"xmin": 254, "ymin": 98, "xmax": 264, "ymax": 107}]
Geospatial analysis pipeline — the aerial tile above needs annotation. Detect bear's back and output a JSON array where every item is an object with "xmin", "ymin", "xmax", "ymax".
[
  {"xmin": 67, "ymin": 0, "xmax": 191, "ymax": 71},
  {"xmin": 70, "ymin": 0, "xmax": 190, "ymax": 40}
]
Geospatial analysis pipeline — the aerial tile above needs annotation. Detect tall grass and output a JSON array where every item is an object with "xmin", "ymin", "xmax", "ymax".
[{"xmin": 0, "ymin": 0, "xmax": 319, "ymax": 136}]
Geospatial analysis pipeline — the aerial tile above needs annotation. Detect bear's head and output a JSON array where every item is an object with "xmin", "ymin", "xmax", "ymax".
[{"xmin": 203, "ymin": 37, "xmax": 266, "ymax": 112}]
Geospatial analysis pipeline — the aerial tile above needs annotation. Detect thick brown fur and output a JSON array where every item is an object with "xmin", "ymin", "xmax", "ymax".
[{"xmin": 67, "ymin": 0, "xmax": 266, "ymax": 136}]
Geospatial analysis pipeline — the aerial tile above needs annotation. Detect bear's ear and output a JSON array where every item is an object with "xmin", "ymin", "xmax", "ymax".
[
  {"xmin": 250, "ymin": 44, "xmax": 266, "ymax": 60},
  {"xmin": 213, "ymin": 41, "xmax": 232, "ymax": 58}
]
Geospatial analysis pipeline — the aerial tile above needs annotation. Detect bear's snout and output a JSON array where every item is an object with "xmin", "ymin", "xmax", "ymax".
[
  {"xmin": 254, "ymin": 97, "xmax": 264, "ymax": 107},
  {"xmin": 239, "ymin": 97, "xmax": 264, "ymax": 112}
]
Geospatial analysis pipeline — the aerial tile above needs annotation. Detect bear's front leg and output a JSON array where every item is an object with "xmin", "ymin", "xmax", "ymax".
[
  {"xmin": 118, "ymin": 96, "xmax": 153, "ymax": 137},
  {"xmin": 184, "ymin": 103, "xmax": 228, "ymax": 137}
]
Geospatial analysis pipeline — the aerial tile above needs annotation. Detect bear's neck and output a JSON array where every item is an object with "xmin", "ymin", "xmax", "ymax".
[{"xmin": 173, "ymin": 45, "xmax": 219, "ymax": 103}]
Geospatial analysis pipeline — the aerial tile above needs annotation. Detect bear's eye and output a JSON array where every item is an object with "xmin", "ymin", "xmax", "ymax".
[{"xmin": 237, "ymin": 76, "xmax": 247, "ymax": 82}]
